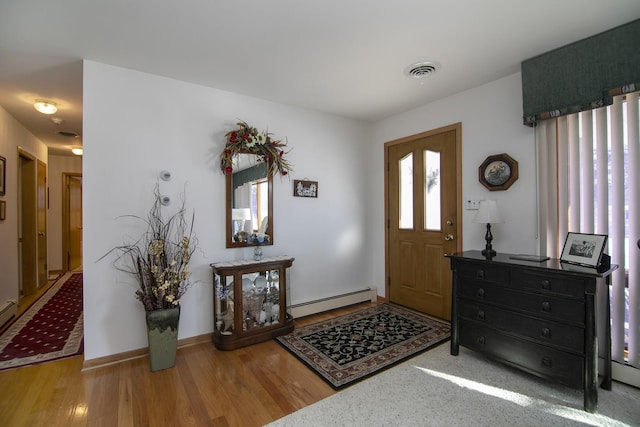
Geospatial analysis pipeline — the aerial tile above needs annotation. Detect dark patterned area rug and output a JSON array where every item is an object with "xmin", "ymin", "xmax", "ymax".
[
  {"xmin": 276, "ymin": 304, "xmax": 450, "ymax": 389},
  {"xmin": 0, "ymin": 272, "xmax": 83, "ymax": 371}
]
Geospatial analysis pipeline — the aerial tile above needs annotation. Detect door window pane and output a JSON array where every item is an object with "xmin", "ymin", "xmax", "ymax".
[
  {"xmin": 399, "ymin": 153, "xmax": 413, "ymax": 229},
  {"xmin": 424, "ymin": 150, "xmax": 441, "ymax": 230}
]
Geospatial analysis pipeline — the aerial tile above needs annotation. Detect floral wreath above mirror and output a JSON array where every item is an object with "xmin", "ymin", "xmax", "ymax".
[{"xmin": 220, "ymin": 120, "xmax": 293, "ymax": 177}]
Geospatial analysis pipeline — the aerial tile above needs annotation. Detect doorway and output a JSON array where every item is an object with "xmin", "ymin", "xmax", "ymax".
[
  {"xmin": 62, "ymin": 173, "xmax": 82, "ymax": 272},
  {"xmin": 37, "ymin": 160, "xmax": 47, "ymax": 288},
  {"xmin": 18, "ymin": 149, "xmax": 45, "ymax": 297},
  {"xmin": 385, "ymin": 123, "xmax": 462, "ymax": 320}
]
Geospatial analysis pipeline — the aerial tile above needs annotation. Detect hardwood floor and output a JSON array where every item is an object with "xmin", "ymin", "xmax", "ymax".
[
  {"xmin": 0, "ymin": 273, "xmax": 60, "ymax": 336},
  {"xmin": 0, "ymin": 301, "xmax": 380, "ymax": 427}
]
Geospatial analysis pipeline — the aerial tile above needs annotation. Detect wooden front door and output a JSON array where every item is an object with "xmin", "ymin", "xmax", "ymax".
[{"xmin": 385, "ymin": 123, "xmax": 462, "ymax": 320}]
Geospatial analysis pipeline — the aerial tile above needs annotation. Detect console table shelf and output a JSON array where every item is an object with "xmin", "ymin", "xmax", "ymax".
[
  {"xmin": 210, "ymin": 256, "xmax": 294, "ymax": 350},
  {"xmin": 448, "ymin": 251, "xmax": 616, "ymax": 413}
]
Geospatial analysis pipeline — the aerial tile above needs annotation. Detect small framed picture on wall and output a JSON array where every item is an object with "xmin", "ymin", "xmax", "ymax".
[
  {"xmin": 0, "ymin": 200, "xmax": 6, "ymax": 221},
  {"xmin": 293, "ymin": 180, "xmax": 318, "ymax": 198},
  {"xmin": 478, "ymin": 153, "xmax": 518, "ymax": 191}
]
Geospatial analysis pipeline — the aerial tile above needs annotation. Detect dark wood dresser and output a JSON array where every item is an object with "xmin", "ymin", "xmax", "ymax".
[{"xmin": 448, "ymin": 250, "xmax": 616, "ymax": 413}]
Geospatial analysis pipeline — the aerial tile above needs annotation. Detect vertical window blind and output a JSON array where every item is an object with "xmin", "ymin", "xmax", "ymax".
[{"xmin": 536, "ymin": 91, "xmax": 639, "ymax": 381}]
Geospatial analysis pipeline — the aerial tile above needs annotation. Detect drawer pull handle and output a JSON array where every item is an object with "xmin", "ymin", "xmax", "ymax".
[
  {"xmin": 476, "ymin": 288, "xmax": 485, "ymax": 298},
  {"xmin": 477, "ymin": 336, "xmax": 486, "ymax": 345},
  {"xmin": 541, "ymin": 301, "xmax": 551, "ymax": 312},
  {"xmin": 477, "ymin": 310, "xmax": 486, "ymax": 321},
  {"xmin": 541, "ymin": 357, "xmax": 552, "ymax": 368},
  {"xmin": 476, "ymin": 270, "xmax": 485, "ymax": 279},
  {"xmin": 541, "ymin": 327, "xmax": 551, "ymax": 338},
  {"xmin": 541, "ymin": 280, "xmax": 551, "ymax": 290}
]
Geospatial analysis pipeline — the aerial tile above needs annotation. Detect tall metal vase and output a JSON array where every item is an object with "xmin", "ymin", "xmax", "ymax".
[{"xmin": 145, "ymin": 305, "xmax": 180, "ymax": 371}]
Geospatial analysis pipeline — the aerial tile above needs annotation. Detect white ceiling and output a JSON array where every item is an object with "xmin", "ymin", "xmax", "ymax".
[{"xmin": 1, "ymin": 1, "xmax": 639, "ymax": 155}]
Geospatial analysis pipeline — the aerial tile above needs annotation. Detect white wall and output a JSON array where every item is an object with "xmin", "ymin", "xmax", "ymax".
[
  {"xmin": 369, "ymin": 73, "xmax": 537, "ymax": 295},
  {"xmin": 0, "ymin": 106, "xmax": 48, "ymax": 306},
  {"xmin": 82, "ymin": 61, "xmax": 372, "ymax": 360},
  {"xmin": 47, "ymin": 155, "xmax": 82, "ymax": 272},
  {"xmin": 3, "ymin": 64, "xmax": 541, "ymax": 361}
]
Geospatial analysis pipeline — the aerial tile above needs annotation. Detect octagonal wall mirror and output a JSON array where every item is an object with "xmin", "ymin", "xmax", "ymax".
[{"xmin": 226, "ymin": 153, "xmax": 273, "ymax": 248}]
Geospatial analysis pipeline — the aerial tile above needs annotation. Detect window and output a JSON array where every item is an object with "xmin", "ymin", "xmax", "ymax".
[
  {"xmin": 537, "ymin": 91, "xmax": 639, "ymax": 372},
  {"xmin": 399, "ymin": 153, "xmax": 413, "ymax": 229},
  {"xmin": 424, "ymin": 150, "xmax": 441, "ymax": 231}
]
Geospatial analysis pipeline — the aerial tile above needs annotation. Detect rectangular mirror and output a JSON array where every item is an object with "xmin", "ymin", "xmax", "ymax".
[{"xmin": 226, "ymin": 153, "xmax": 273, "ymax": 248}]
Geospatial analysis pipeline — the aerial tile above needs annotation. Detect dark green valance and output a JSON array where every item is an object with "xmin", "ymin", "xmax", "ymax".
[{"xmin": 522, "ymin": 19, "xmax": 640, "ymax": 127}]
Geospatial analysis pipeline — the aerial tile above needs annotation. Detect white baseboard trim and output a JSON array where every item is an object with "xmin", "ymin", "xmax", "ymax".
[
  {"xmin": 612, "ymin": 360, "xmax": 640, "ymax": 388},
  {"xmin": 81, "ymin": 333, "xmax": 210, "ymax": 371},
  {"xmin": 82, "ymin": 288, "xmax": 379, "ymax": 370},
  {"xmin": 0, "ymin": 300, "xmax": 17, "ymax": 328},
  {"xmin": 290, "ymin": 287, "xmax": 378, "ymax": 319}
]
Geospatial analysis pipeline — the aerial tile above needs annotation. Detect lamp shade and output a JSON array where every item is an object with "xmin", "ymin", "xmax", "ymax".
[
  {"xmin": 473, "ymin": 200, "xmax": 504, "ymax": 224},
  {"xmin": 232, "ymin": 208, "xmax": 251, "ymax": 221}
]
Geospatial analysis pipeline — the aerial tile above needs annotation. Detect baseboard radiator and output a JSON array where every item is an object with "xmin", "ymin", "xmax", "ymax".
[
  {"xmin": 290, "ymin": 287, "xmax": 377, "ymax": 319},
  {"xmin": 0, "ymin": 300, "xmax": 17, "ymax": 328}
]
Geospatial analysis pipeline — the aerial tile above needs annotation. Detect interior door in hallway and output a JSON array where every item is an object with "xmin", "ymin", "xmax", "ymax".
[
  {"xmin": 37, "ymin": 160, "xmax": 47, "ymax": 288},
  {"xmin": 386, "ymin": 124, "xmax": 461, "ymax": 320},
  {"xmin": 64, "ymin": 174, "xmax": 82, "ymax": 271},
  {"xmin": 19, "ymin": 149, "xmax": 37, "ymax": 297}
]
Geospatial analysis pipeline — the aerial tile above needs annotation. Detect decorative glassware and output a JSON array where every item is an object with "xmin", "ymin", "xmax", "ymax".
[{"xmin": 254, "ymin": 246, "xmax": 263, "ymax": 261}]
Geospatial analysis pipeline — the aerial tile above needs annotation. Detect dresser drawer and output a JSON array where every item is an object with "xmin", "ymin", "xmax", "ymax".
[
  {"xmin": 458, "ymin": 300, "xmax": 585, "ymax": 353},
  {"xmin": 459, "ymin": 319, "xmax": 584, "ymax": 389},
  {"xmin": 458, "ymin": 280, "xmax": 585, "ymax": 325},
  {"xmin": 512, "ymin": 270, "xmax": 586, "ymax": 298},
  {"xmin": 456, "ymin": 261, "xmax": 509, "ymax": 284}
]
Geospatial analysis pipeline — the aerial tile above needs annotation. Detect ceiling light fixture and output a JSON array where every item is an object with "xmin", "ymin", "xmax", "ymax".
[
  {"xmin": 71, "ymin": 147, "xmax": 83, "ymax": 156},
  {"xmin": 404, "ymin": 61, "xmax": 441, "ymax": 79},
  {"xmin": 33, "ymin": 99, "xmax": 58, "ymax": 115}
]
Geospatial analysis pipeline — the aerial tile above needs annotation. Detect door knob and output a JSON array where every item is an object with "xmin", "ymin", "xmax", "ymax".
[{"xmin": 445, "ymin": 234, "xmax": 454, "ymax": 241}]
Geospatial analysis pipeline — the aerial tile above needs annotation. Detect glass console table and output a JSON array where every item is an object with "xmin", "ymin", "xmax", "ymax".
[{"xmin": 210, "ymin": 256, "xmax": 294, "ymax": 350}]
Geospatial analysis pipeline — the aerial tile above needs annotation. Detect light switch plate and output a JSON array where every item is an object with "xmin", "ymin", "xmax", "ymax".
[{"xmin": 465, "ymin": 199, "xmax": 481, "ymax": 210}]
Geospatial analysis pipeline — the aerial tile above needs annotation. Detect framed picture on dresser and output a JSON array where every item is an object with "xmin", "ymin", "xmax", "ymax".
[{"xmin": 560, "ymin": 232, "xmax": 608, "ymax": 267}]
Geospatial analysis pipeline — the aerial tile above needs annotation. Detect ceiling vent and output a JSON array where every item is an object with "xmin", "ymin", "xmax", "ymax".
[
  {"xmin": 56, "ymin": 130, "xmax": 79, "ymax": 138},
  {"xmin": 404, "ymin": 61, "xmax": 441, "ymax": 79}
]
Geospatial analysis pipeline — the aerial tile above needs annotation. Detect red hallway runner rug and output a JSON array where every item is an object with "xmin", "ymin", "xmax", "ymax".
[{"xmin": 0, "ymin": 272, "xmax": 83, "ymax": 370}]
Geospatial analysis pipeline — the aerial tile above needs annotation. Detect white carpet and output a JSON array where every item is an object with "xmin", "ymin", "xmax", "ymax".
[{"xmin": 267, "ymin": 343, "xmax": 640, "ymax": 427}]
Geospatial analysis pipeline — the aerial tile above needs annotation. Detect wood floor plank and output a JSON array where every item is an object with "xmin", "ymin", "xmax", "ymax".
[{"xmin": 0, "ymin": 301, "xmax": 379, "ymax": 427}]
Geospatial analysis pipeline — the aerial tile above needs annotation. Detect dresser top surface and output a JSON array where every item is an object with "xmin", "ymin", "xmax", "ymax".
[{"xmin": 448, "ymin": 250, "xmax": 617, "ymax": 277}]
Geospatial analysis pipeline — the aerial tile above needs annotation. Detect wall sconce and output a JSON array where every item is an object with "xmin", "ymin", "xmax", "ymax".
[
  {"xmin": 71, "ymin": 147, "xmax": 83, "ymax": 156},
  {"xmin": 473, "ymin": 200, "xmax": 504, "ymax": 258},
  {"xmin": 33, "ymin": 99, "xmax": 58, "ymax": 115}
]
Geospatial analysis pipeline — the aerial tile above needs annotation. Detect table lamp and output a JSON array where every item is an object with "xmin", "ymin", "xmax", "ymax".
[
  {"xmin": 232, "ymin": 208, "xmax": 252, "ymax": 234},
  {"xmin": 473, "ymin": 200, "xmax": 504, "ymax": 258}
]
